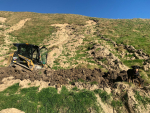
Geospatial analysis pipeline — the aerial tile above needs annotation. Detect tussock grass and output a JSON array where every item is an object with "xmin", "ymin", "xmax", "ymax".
[
  {"xmin": 0, "ymin": 83, "xmax": 100, "ymax": 113},
  {"xmin": 94, "ymin": 89, "xmax": 111, "ymax": 103}
]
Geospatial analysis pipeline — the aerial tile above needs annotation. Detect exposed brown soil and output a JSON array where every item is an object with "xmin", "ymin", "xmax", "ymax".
[{"xmin": 0, "ymin": 66, "xmax": 142, "ymax": 89}]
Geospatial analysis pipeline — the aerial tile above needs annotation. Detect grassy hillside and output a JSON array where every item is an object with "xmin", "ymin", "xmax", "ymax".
[
  {"xmin": 90, "ymin": 17, "xmax": 150, "ymax": 55},
  {"xmin": 0, "ymin": 11, "xmax": 89, "ymax": 45},
  {"xmin": 0, "ymin": 11, "xmax": 150, "ymax": 72},
  {"xmin": 0, "ymin": 11, "xmax": 150, "ymax": 53},
  {"xmin": 1, "ymin": 11, "xmax": 150, "ymax": 113}
]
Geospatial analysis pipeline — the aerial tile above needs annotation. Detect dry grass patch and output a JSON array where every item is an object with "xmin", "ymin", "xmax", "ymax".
[{"xmin": 0, "ymin": 35, "xmax": 5, "ymax": 44}]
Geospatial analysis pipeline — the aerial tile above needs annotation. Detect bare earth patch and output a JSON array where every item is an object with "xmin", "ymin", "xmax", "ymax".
[
  {"xmin": 0, "ymin": 18, "xmax": 31, "ymax": 66},
  {"xmin": 0, "ymin": 108, "xmax": 25, "ymax": 113},
  {"xmin": 0, "ymin": 17, "xmax": 6, "ymax": 23},
  {"xmin": 44, "ymin": 20, "xmax": 96, "ymax": 68}
]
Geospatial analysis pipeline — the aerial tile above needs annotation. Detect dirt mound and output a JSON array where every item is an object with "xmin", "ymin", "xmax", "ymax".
[{"xmin": 0, "ymin": 66, "xmax": 143, "ymax": 89}]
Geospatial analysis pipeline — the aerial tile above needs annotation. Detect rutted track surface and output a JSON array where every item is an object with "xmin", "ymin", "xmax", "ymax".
[{"xmin": 0, "ymin": 67, "xmax": 142, "ymax": 88}]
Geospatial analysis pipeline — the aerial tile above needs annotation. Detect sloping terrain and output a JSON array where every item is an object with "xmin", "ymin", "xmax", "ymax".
[{"xmin": 0, "ymin": 11, "xmax": 150, "ymax": 113}]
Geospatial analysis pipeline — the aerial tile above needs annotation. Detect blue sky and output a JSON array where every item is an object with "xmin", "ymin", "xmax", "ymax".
[{"xmin": 0, "ymin": 0, "xmax": 150, "ymax": 19}]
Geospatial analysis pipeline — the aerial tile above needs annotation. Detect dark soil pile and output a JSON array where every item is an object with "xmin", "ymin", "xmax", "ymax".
[{"xmin": 0, "ymin": 66, "xmax": 142, "ymax": 87}]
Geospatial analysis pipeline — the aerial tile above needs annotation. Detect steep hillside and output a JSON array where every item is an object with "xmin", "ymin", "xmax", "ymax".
[{"xmin": 0, "ymin": 11, "xmax": 150, "ymax": 113}]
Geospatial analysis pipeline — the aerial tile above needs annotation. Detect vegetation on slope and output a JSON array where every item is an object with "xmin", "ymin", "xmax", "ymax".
[
  {"xmin": 0, "ymin": 83, "xmax": 101, "ymax": 113},
  {"xmin": 90, "ymin": 17, "xmax": 150, "ymax": 55}
]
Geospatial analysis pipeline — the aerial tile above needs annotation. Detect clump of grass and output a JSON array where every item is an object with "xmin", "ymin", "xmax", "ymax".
[
  {"xmin": 52, "ymin": 66, "xmax": 64, "ymax": 70},
  {"xmin": 134, "ymin": 90, "xmax": 150, "ymax": 109},
  {"xmin": 0, "ymin": 35, "xmax": 5, "ymax": 44},
  {"xmin": 77, "ymin": 78, "xmax": 85, "ymax": 82},
  {"xmin": 0, "ymin": 28, "xmax": 4, "ymax": 31},
  {"xmin": 111, "ymin": 100, "xmax": 123, "ymax": 112},
  {"xmin": 0, "ymin": 65, "xmax": 5, "ymax": 67},
  {"xmin": 72, "ymin": 86, "xmax": 78, "ymax": 91},
  {"xmin": 91, "ymin": 81, "xmax": 98, "ymax": 85},
  {"xmin": 111, "ymin": 100, "xmax": 123, "ymax": 113},
  {"xmin": 94, "ymin": 89, "xmax": 111, "ymax": 103}
]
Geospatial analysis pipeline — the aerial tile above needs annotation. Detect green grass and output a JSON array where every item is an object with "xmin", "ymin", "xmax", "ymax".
[
  {"xmin": 0, "ymin": 11, "xmax": 89, "ymax": 46},
  {"xmin": 134, "ymin": 90, "xmax": 150, "ymax": 109},
  {"xmin": 94, "ymin": 89, "xmax": 111, "ymax": 103},
  {"xmin": 1, "ymin": 11, "xmax": 150, "ymax": 55},
  {"xmin": 111, "ymin": 100, "xmax": 123, "ymax": 112},
  {"xmin": 91, "ymin": 81, "xmax": 98, "ymax": 85},
  {"xmin": 72, "ymin": 86, "xmax": 78, "ymax": 91},
  {"xmin": 53, "ymin": 58, "xmax": 60, "ymax": 65},
  {"xmin": 52, "ymin": 66, "xmax": 64, "ymax": 70},
  {"xmin": 94, "ymin": 18, "xmax": 150, "ymax": 55},
  {"xmin": 0, "ymin": 28, "xmax": 4, "ymax": 31},
  {"xmin": 9, "ymin": 25, "xmax": 56, "ymax": 46},
  {"xmin": 111, "ymin": 100, "xmax": 123, "ymax": 108},
  {"xmin": 123, "ymin": 59, "xmax": 144, "ymax": 68},
  {"xmin": 0, "ymin": 35, "xmax": 5, "ymax": 44},
  {"xmin": 0, "ymin": 83, "xmax": 100, "ymax": 113}
]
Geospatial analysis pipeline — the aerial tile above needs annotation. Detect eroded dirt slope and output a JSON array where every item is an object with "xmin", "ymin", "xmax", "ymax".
[{"xmin": 0, "ymin": 17, "xmax": 30, "ymax": 66}]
